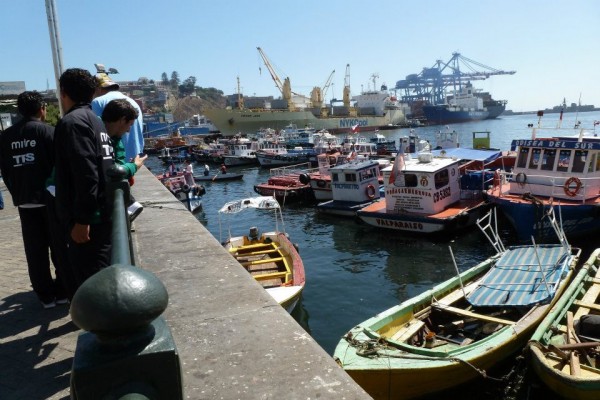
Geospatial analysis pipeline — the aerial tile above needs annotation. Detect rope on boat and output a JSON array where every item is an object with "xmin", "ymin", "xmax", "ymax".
[{"xmin": 344, "ymin": 333, "xmax": 506, "ymax": 382}]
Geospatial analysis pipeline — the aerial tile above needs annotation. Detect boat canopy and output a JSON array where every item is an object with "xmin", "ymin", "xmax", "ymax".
[
  {"xmin": 467, "ymin": 245, "xmax": 570, "ymax": 308},
  {"xmin": 218, "ymin": 196, "xmax": 280, "ymax": 214},
  {"xmin": 430, "ymin": 148, "xmax": 502, "ymax": 164}
]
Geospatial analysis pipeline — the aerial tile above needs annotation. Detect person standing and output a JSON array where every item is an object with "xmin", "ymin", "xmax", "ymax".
[
  {"xmin": 183, "ymin": 159, "xmax": 194, "ymax": 186},
  {"xmin": 0, "ymin": 91, "xmax": 67, "ymax": 308},
  {"xmin": 101, "ymin": 99, "xmax": 147, "ymax": 222},
  {"xmin": 54, "ymin": 68, "xmax": 115, "ymax": 291},
  {"xmin": 91, "ymin": 73, "xmax": 144, "ymax": 161}
]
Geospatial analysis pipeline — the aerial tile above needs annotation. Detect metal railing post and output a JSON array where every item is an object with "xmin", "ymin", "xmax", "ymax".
[{"xmin": 69, "ymin": 165, "xmax": 183, "ymax": 400}]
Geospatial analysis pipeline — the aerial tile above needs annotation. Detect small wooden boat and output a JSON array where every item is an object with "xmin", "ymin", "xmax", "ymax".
[
  {"xmin": 334, "ymin": 209, "xmax": 580, "ymax": 399},
  {"xmin": 218, "ymin": 196, "xmax": 305, "ymax": 313},
  {"xmin": 194, "ymin": 172, "xmax": 244, "ymax": 182},
  {"xmin": 528, "ymin": 248, "xmax": 600, "ymax": 400}
]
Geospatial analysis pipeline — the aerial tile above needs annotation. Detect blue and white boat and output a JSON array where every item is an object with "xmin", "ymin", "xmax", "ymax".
[
  {"xmin": 486, "ymin": 125, "xmax": 600, "ymax": 242},
  {"xmin": 316, "ymin": 158, "xmax": 382, "ymax": 216}
]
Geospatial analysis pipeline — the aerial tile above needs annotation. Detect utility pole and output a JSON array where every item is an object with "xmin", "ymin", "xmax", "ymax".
[{"xmin": 45, "ymin": 0, "xmax": 65, "ymax": 115}]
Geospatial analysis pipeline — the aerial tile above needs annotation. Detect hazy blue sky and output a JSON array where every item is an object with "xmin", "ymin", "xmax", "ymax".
[{"xmin": 2, "ymin": 1, "xmax": 599, "ymax": 112}]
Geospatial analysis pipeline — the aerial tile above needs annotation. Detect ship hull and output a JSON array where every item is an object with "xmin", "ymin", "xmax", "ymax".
[
  {"xmin": 204, "ymin": 108, "xmax": 405, "ymax": 136},
  {"xmin": 423, "ymin": 105, "xmax": 489, "ymax": 125}
]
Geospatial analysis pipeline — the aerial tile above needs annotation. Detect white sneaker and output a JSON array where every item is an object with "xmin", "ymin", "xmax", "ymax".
[{"xmin": 128, "ymin": 201, "xmax": 144, "ymax": 222}]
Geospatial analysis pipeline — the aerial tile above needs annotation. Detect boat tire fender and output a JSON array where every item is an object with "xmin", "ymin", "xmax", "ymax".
[
  {"xmin": 316, "ymin": 179, "xmax": 326, "ymax": 188},
  {"xmin": 564, "ymin": 177, "xmax": 582, "ymax": 197},
  {"xmin": 515, "ymin": 172, "xmax": 527, "ymax": 186},
  {"xmin": 299, "ymin": 173, "xmax": 311, "ymax": 185},
  {"xmin": 366, "ymin": 184, "xmax": 376, "ymax": 199}
]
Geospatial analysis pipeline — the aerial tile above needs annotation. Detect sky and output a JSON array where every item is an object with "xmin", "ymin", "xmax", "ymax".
[{"xmin": 2, "ymin": 0, "xmax": 600, "ymax": 112}]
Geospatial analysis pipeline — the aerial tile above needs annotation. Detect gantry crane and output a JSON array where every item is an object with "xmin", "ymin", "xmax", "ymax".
[{"xmin": 395, "ymin": 52, "xmax": 516, "ymax": 105}]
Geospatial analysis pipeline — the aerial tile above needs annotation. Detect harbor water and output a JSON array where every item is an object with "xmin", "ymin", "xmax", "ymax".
[{"xmin": 146, "ymin": 112, "xmax": 600, "ymax": 399}]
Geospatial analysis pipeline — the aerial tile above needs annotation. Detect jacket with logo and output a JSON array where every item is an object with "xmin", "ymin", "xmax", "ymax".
[
  {"xmin": 54, "ymin": 103, "xmax": 114, "ymax": 225},
  {"xmin": 0, "ymin": 118, "xmax": 54, "ymax": 206}
]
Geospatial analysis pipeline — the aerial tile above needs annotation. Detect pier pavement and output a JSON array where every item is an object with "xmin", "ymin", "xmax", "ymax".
[{"xmin": 0, "ymin": 170, "xmax": 369, "ymax": 399}]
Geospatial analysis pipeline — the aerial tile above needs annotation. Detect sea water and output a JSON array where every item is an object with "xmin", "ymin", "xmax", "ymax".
[{"xmin": 146, "ymin": 111, "xmax": 600, "ymax": 399}]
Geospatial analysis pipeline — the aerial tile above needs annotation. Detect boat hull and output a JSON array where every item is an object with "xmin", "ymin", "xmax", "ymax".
[
  {"xmin": 204, "ymin": 108, "xmax": 405, "ymax": 136},
  {"xmin": 423, "ymin": 105, "xmax": 489, "ymax": 125},
  {"xmin": 356, "ymin": 199, "xmax": 489, "ymax": 234},
  {"xmin": 316, "ymin": 200, "xmax": 378, "ymax": 217},
  {"xmin": 487, "ymin": 185, "xmax": 600, "ymax": 242},
  {"xmin": 194, "ymin": 173, "xmax": 244, "ymax": 182}
]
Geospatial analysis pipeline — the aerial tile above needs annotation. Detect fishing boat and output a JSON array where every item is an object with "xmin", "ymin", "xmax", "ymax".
[
  {"xmin": 316, "ymin": 158, "xmax": 383, "ymax": 216},
  {"xmin": 356, "ymin": 148, "xmax": 492, "ymax": 235},
  {"xmin": 218, "ymin": 196, "xmax": 305, "ymax": 313},
  {"xmin": 528, "ymin": 248, "xmax": 600, "ymax": 400},
  {"xmin": 486, "ymin": 123, "xmax": 600, "ymax": 242},
  {"xmin": 334, "ymin": 209, "xmax": 581, "ymax": 399},
  {"xmin": 253, "ymin": 163, "xmax": 315, "ymax": 203}
]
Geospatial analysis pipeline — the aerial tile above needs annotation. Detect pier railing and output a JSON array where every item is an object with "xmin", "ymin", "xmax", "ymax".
[{"xmin": 69, "ymin": 164, "xmax": 183, "ymax": 399}]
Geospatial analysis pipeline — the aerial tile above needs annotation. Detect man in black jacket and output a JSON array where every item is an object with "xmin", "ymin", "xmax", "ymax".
[
  {"xmin": 54, "ymin": 68, "xmax": 115, "ymax": 293},
  {"xmin": 0, "ymin": 91, "xmax": 67, "ymax": 308}
]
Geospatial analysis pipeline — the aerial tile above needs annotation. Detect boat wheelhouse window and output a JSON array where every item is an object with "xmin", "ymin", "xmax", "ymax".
[
  {"xmin": 403, "ymin": 173, "xmax": 418, "ymax": 188},
  {"xmin": 541, "ymin": 149, "xmax": 556, "ymax": 171},
  {"xmin": 557, "ymin": 150, "xmax": 571, "ymax": 172},
  {"xmin": 332, "ymin": 173, "xmax": 339, "ymax": 182},
  {"xmin": 434, "ymin": 169, "xmax": 449, "ymax": 189},
  {"xmin": 572, "ymin": 150, "xmax": 588, "ymax": 173},
  {"xmin": 592, "ymin": 153, "xmax": 600, "ymax": 173},
  {"xmin": 359, "ymin": 167, "xmax": 377, "ymax": 182},
  {"xmin": 517, "ymin": 147, "xmax": 529, "ymax": 168},
  {"xmin": 528, "ymin": 148, "xmax": 541, "ymax": 169},
  {"xmin": 345, "ymin": 173, "xmax": 357, "ymax": 182}
]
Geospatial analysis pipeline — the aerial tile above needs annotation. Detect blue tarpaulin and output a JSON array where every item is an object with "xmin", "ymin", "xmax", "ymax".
[
  {"xmin": 430, "ymin": 148, "xmax": 502, "ymax": 164},
  {"xmin": 467, "ymin": 245, "xmax": 570, "ymax": 307}
]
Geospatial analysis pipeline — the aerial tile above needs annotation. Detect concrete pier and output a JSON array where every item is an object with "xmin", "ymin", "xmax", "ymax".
[{"xmin": 0, "ymin": 169, "xmax": 370, "ymax": 399}]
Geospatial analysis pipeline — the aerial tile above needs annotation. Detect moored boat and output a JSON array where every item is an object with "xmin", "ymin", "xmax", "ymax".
[
  {"xmin": 194, "ymin": 172, "xmax": 244, "ymax": 182},
  {"xmin": 334, "ymin": 209, "xmax": 581, "ymax": 399},
  {"xmin": 486, "ymin": 124, "xmax": 600, "ymax": 242},
  {"xmin": 528, "ymin": 248, "xmax": 600, "ymax": 400},
  {"xmin": 218, "ymin": 196, "xmax": 305, "ymax": 313},
  {"xmin": 356, "ymin": 149, "xmax": 491, "ymax": 235},
  {"xmin": 254, "ymin": 163, "xmax": 315, "ymax": 204},
  {"xmin": 316, "ymin": 158, "xmax": 383, "ymax": 216}
]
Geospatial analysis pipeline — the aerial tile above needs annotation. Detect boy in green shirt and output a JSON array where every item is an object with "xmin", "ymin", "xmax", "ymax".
[{"xmin": 101, "ymin": 99, "xmax": 147, "ymax": 221}]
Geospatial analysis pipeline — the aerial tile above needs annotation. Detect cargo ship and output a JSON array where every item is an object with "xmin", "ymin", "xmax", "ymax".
[{"xmin": 204, "ymin": 89, "xmax": 406, "ymax": 136}]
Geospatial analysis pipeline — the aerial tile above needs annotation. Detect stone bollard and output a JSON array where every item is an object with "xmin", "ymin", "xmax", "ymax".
[{"xmin": 69, "ymin": 264, "xmax": 183, "ymax": 400}]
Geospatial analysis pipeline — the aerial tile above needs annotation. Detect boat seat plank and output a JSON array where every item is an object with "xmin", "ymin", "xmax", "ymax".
[
  {"xmin": 432, "ymin": 304, "xmax": 514, "ymax": 325},
  {"xmin": 254, "ymin": 271, "xmax": 288, "ymax": 281},
  {"xmin": 232, "ymin": 242, "xmax": 278, "ymax": 251},
  {"xmin": 390, "ymin": 320, "xmax": 425, "ymax": 343},
  {"xmin": 240, "ymin": 257, "xmax": 284, "ymax": 266},
  {"xmin": 574, "ymin": 282, "xmax": 600, "ymax": 320},
  {"xmin": 239, "ymin": 249, "xmax": 281, "ymax": 257},
  {"xmin": 573, "ymin": 300, "xmax": 600, "ymax": 313}
]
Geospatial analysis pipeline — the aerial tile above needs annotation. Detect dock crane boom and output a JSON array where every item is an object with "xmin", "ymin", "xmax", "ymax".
[
  {"xmin": 343, "ymin": 64, "xmax": 351, "ymax": 107},
  {"xmin": 322, "ymin": 69, "xmax": 335, "ymax": 99},
  {"xmin": 257, "ymin": 47, "xmax": 285, "ymax": 95}
]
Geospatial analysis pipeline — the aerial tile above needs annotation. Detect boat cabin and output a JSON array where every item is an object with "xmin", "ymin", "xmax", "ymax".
[
  {"xmin": 384, "ymin": 153, "xmax": 461, "ymax": 214},
  {"xmin": 508, "ymin": 130, "xmax": 600, "ymax": 201},
  {"xmin": 329, "ymin": 159, "xmax": 381, "ymax": 202}
]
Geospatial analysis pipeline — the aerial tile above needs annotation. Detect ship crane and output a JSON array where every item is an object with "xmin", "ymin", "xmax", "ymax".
[
  {"xmin": 395, "ymin": 52, "xmax": 516, "ymax": 105},
  {"xmin": 257, "ymin": 46, "xmax": 301, "ymax": 110},
  {"xmin": 343, "ymin": 64, "xmax": 351, "ymax": 107},
  {"xmin": 311, "ymin": 69, "xmax": 335, "ymax": 108}
]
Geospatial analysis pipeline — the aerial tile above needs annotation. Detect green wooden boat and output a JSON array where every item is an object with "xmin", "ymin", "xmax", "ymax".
[
  {"xmin": 528, "ymin": 248, "xmax": 600, "ymax": 400},
  {"xmin": 333, "ymin": 210, "xmax": 581, "ymax": 399}
]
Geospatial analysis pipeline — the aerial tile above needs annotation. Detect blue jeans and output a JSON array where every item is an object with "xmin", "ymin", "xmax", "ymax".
[{"xmin": 0, "ymin": 189, "xmax": 4, "ymax": 209}]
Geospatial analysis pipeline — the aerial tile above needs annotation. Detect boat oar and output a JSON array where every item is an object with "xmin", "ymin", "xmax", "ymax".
[{"xmin": 212, "ymin": 173, "xmax": 219, "ymax": 181}]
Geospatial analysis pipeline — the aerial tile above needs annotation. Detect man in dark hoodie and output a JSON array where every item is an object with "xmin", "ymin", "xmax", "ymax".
[
  {"xmin": 54, "ymin": 68, "xmax": 115, "ymax": 292},
  {"xmin": 0, "ymin": 91, "xmax": 67, "ymax": 308}
]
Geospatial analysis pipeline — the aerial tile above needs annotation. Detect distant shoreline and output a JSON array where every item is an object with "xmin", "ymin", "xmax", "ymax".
[{"xmin": 503, "ymin": 107, "xmax": 599, "ymax": 116}]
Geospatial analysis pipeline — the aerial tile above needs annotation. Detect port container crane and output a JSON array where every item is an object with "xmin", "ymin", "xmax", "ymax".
[{"xmin": 395, "ymin": 52, "xmax": 515, "ymax": 105}]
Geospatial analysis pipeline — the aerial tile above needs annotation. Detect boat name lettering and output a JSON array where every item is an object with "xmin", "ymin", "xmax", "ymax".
[
  {"xmin": 511, "ymin": 139, "xmax": 600, "ymax": 150},
  {"xmin": 333, "ymin": 183, "xmax": 359, "ymax": 190},
  {"xmin": 240, "ymin": 114, "xmax": 261, "ymax": 118},
  {"xmin": 386, "ymin": 188, "xmax": 431, "ymax": 197},
  {"xmin": 433, "ymin": 187, "xmax": 451, "ymax": 203},
  {"xmin": 375, "ymin": 218, "xmax": 423, "ymax": 230},
  {"xmin": 339, "ymin": 119, "xmax": 369, "ymax": 128}
]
